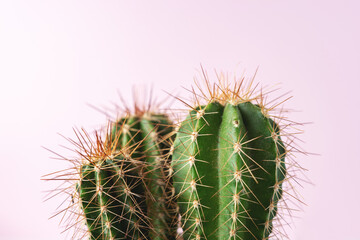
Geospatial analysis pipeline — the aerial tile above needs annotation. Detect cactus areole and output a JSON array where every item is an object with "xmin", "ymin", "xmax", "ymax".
[{"xmin": 172, "ymin": 89, "xmax": 286, "ymax": 239}]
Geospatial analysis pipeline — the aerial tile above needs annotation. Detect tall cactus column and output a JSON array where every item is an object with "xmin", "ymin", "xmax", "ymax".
[{"xmin": 172, "ymin": 97, "xmax": 286, "ymax": 239}]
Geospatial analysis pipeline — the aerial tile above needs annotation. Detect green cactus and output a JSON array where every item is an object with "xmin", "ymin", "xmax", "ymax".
[
  {"xmin": 171, "ymin": 79, "xmax": 288, "ymax": 240},
  {"xmin": 46, "ymin": 75, "xmax": 301, "ymax": 240},
  {"xmin": 76, "ymin": 110, "xmax": 175, "ymax": 240},
  {"xmin": 78, "ymin": 154, "xmax": 147, "ymax": 239}
]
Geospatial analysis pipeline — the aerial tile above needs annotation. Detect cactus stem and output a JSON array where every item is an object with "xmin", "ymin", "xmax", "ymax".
[{"xmin": 170, "ymin": 68, "xmax": 308, "ymax": 239}]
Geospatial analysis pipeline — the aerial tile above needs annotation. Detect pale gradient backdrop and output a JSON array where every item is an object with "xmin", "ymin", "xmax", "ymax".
[{"xmin": 0, "ymin": 1, "xmax": 359, "ymax": 239}]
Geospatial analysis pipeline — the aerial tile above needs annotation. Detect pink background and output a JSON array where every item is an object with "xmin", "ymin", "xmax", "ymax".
[{"xmin": 1, "ymin": 1, "xmax": 359, "ymax": 239}]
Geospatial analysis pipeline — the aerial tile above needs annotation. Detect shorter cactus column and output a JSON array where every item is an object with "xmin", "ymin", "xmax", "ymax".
[
  {"xmin": 78, "ymin": 132, "xmax": 148, "ymax": 239},
  {"xmin": 78, "ymin": 157, "xmax": 146, "ymax": 239}
]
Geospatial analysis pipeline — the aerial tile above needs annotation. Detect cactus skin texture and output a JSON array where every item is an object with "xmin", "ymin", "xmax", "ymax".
[
  {"xmin": 78, "ymin": 112, "xmax": 175, "ymax": 240},
  {"xmin": 172, "ymin": 99, "xmax": 287, "ymax": 239}
]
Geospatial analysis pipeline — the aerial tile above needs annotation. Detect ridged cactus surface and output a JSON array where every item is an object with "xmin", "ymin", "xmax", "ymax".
[{"xmin": 172, "ymin": 94, "xmax": 287, "ymax": 239}]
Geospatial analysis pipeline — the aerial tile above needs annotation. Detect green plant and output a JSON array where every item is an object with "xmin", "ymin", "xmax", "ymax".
[
  {"xmin": 170, "ymin": 76, "xmax": 291, "ymax": 239},
  {"xmin": 46, "ymin": 71, "xmax": 302, "ymax": 240}
]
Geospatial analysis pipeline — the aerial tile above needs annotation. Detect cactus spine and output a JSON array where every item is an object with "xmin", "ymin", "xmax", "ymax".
[{"xmin": 171, "ymin": 79, "xmax": 288, "ymax": 239}]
